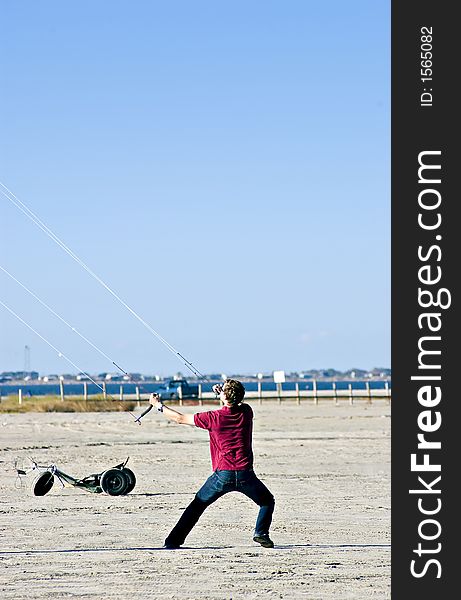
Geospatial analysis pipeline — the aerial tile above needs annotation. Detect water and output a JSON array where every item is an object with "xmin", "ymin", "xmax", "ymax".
[{"xmin": 0, "ymin": 379, "xmax": 391, "ymax": 398}]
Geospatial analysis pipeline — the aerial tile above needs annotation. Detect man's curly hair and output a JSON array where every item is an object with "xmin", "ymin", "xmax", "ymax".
[{"xmin": 222, "ymin": 379, "xmax": 245, "ymax": 405}]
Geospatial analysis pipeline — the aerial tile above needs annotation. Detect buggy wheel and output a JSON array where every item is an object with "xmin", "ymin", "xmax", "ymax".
[
  {"xmin": 32, "ymin": 471, "xmax": 54, "ymax": 496},
  {"xmin": 100, "ymin": 468, "xmax": 129, "ymax": 496},
  {"xmin": 121, "ymin": 467, "xmax": 136, "ymax": 494}
]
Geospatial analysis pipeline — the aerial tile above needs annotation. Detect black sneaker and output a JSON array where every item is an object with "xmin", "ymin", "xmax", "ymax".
[
  {"xmin": 163, "ymin": 543, "xmax": 181, "ymax": 549},
  {"xmin": 253, "ymin": 534, "xmax": 274, "ymax": 548}
]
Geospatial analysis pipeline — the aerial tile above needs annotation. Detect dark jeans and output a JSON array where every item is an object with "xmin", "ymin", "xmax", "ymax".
[{"xmin": 165, "ymin": 469, "xmax": 275, "ymax": 546}]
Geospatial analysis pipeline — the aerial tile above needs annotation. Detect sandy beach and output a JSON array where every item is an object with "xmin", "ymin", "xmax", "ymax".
[{"xmin": 0, "ymin": 401, "xmax": 390, "ymax": 599}]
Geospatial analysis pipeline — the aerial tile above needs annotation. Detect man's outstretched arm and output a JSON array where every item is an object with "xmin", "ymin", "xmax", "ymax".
[{"xmin": 149, "ymin": 393, "xmax": 195, "ymax": 425}]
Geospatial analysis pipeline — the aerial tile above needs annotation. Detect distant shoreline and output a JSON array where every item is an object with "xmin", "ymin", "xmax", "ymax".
[{"xmin": 0, "ymin": 374, "xmax": 391, "ymax": 385}]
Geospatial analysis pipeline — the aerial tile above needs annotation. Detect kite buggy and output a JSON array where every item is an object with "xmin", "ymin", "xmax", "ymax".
[{"xmin": 16, "ymin": 457, "xmax": 136, "ymax": 496}]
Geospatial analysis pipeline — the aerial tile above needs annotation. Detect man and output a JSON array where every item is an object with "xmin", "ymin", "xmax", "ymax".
[{"xmin": 149, "ymin": 379, "xmax": 275, "ymax": 549}]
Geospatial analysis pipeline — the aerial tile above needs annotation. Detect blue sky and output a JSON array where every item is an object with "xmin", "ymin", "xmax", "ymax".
[{"xmin": 0, "ymin": 1, "xmax": 389, "ymax": 377}]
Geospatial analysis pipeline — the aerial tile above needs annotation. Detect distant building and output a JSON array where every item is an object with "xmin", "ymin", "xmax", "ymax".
[
  {"xmin": 105, "ymin": 373, "xmax": 124, "ymax": 381},
  {"xmin": 126, "ymin": 373, "xmax": 144, "ymax": 381},
  {"xmin": 0, "ymin": 370, "xmax": 39, "ymax": 381},
  {"xmin": 42, "ymin": 374, "xmax": 59, "ymax": 382},
  {"xmin": 370, "ymin": 368, "xmax": 392, "ymax": 378}
]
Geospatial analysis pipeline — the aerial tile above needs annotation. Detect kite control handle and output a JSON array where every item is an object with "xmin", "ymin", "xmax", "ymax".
[{"xmin": 133, "ymin": 403, "xmax": 154, "ymax": 424}]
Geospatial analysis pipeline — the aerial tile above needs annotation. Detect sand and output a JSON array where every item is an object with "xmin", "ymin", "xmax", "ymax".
[{"xmin": 0, "ymin": 401, "xmax": 391, "ymax": 599}]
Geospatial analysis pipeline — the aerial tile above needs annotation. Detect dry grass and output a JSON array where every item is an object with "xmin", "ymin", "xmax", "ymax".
[{"xmin": 0, "ymin": 395, "xmax": 138, "ymax": 413}]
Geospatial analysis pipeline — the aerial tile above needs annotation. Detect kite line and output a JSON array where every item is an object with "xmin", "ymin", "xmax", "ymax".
[
  {"xmin": 0, "ymin": 298, "xmax": 140, "ymax": 422},
  {"xmin": 0, "ymin": 181, "xmax": 205, "ymax": 379}
]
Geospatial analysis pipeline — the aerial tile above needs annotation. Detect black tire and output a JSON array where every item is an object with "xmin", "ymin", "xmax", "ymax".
[
  {"xmin": 32, "ymin": 471, "xmax": 54, "ymax": 496},
  {"xmin": 100, "ymin": 468, "xmax": 130, "ymax": 496},
  {"xmin": 121, "ymin": 467, "xmax": 136, "ymax": 494}
]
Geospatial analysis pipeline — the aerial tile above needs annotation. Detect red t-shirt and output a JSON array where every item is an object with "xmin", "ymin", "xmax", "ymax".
[{"xmin": 194, "ymin": 403, "xmax": 254, "ymax": 471}]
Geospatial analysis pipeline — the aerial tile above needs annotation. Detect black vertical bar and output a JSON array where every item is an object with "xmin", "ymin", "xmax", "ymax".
[{"xmin": 392, "ymin": 1, "xmax": 457, "ymax": 596}]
